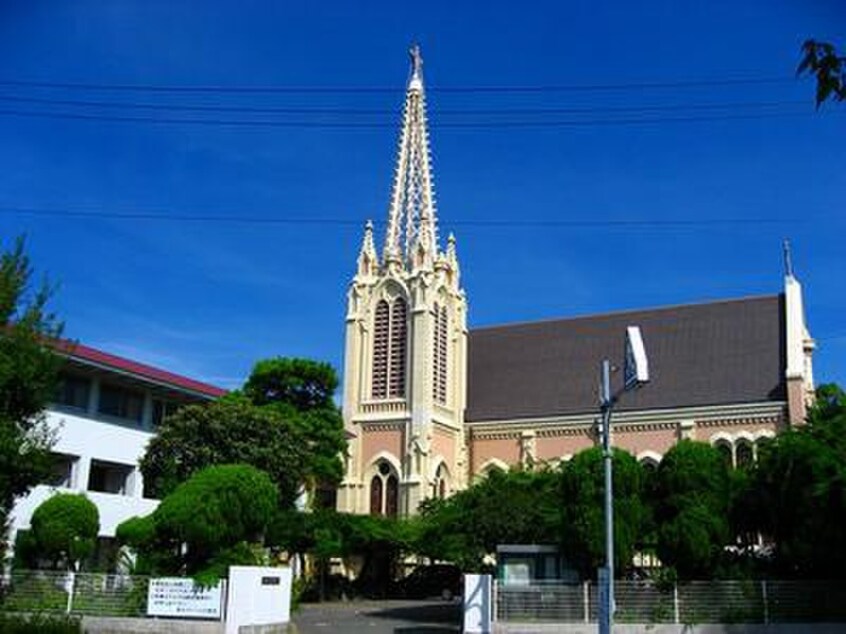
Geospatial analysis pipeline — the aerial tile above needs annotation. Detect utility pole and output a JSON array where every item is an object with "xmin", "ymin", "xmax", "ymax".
[
  {"xmin": 598, "ymin": 326, "xmax": 649, "ymax": 634},
  {"xmin": 599, "ymin": 359, "xmax": 614, "ymax": 634}
]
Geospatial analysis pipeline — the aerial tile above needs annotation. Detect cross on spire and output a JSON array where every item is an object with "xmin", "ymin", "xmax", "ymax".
[{"xmin": 383, "ymin": 44, "xmax": 439, "ymax": 267}]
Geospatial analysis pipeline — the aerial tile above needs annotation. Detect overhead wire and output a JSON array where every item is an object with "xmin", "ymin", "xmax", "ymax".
[
  {"xmin": 0, "ymin": 75, "xmax": 796, "ymax": 94},
  {"xmin": 0, "ymin": 205, "xmax": 821, "ymax": 228}
]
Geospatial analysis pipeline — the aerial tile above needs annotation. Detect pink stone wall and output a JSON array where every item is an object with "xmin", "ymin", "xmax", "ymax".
[
  {"xmin": 614, "ymin": 427, "xmax": 677, "ymax": 456},
  {"xmin": 786, "ymin": 378, "xmax": 807, "ymax": 426},
  {"xmin": 470, "ymin": 435, "xmax": 520, "ymax": 473},
  {"xmin": 535, "ymin": 433, "xmax": 593, "ymax": 462},
  {"xmin": 361, "ymin": 427, "xmax": 404, "ymax": 467},
  {"xmin": 432, "ymin": 427, "xmax": 456, "ymax": 468}
]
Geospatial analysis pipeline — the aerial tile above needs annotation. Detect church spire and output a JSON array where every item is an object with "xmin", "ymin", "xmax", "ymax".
[
  {"xmin": 383, "ymin": 43, "xmax": 439, "ymax": 267},
  {"xmin": 356, "ymin": 219, "xmax": 378, "ymax": 277}
]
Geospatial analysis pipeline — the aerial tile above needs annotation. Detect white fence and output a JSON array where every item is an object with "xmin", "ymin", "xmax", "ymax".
[
  {"xmin": 495, "ymin": 580, "xmax": 846, "ymax": 624},
  {"xmin": 0, "ymin": 570, "xmax": 202, "ymax": 618}
]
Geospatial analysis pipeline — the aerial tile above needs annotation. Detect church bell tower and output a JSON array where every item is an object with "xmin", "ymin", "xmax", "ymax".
[{"xmin": 336, "ymin": 45, "xmax": 468, "ymax": 517}]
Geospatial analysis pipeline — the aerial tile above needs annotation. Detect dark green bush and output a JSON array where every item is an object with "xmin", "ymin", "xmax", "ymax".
[{"xmin": 0, "ymin": 612, "xmax": 81, "ymax": 634}]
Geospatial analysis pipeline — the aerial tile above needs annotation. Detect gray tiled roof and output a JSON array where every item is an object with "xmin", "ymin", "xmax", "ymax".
[{"xmin": 465, "ymin": 295, "xmax": 786, "ymax": 422}]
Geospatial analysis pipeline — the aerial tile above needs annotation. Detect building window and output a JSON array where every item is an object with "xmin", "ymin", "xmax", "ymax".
[
  {"xmin": 372, "ymin": 297, "xmax": 407, "ymax": 399},
  {"xmin": 433, "ymin": 463, "xmax": 449, "ymax": 499},
  {"xmin": 370, "ymin": 460, "xmax": 399, "ymax": 517},
  {"xmin": 389, "ymin": 299, "xmax": 407, "ymax": 398},
  {"xmin": 432, "ymin": 303, "xmax": 448, "ymax": 404},
  {"xmin": 152, "ymin": 399, "xmax": 181, "ymax": 428},
  {"xmin": 715, "ymin": 441, "xmax": 733, "ymax": 468},
  {"xmin": 372, "ymin": 300, "xmax": 390, "ymax": 399},
  {"xmin": 736, "ymin": 441, "xmax": 754, "ymax": 469},
  {"xmin": 385, "ymin": 475, "xmax": 399, "ymax": 517},
  {"xmin": 54, "ymin": 374, "xmax": 91, "ymax": 411},
  {"xmin": 98, "ymin": 384, "xmax": 144, "ymax": 423},
  {"xmin": 88, "ymin": 460, "xmax": 134, "ymax": 496},
  {"xmin": 370, "ymin": 476, "xmax": 383, "ymax": 515},
  {"xmin": 46, "ymin": 453, "xmax": 77, "ymax": 488}
]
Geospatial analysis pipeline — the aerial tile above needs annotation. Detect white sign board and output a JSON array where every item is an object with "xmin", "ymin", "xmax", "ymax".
[
  {"xmin": 624, "ymin": 325, "xmax": 649, "ymax": 390},
  {"xmin": 463, "ymin": 574, "xmax": 492, "ymax": 634},
  {"xmin": 147, "ymin": 577, "xmax": 223, "ymax": 619}
]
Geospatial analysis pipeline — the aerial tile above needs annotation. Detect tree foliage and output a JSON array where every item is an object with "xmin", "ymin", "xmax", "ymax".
[
  {"xmin": 415, "ymin": 467, "xmax": 560, "ymax": 571},
  {"xmin": 141, "ymin": 357, "xmax": 346, "ymax": 510},
  {"xmin": 0, "ymin": 236, "xmax": 63, "ymax": 554},
  {"xmin": 243, "ymin": 357, "xmax": 346, "ymax": 493},
  {"xmin": 118, "ymin": 464, "xmax": 278, "ymax": 583},
  {"xmin": 749, "ymin": 383, "xmax": 846, "ymax": 578},
  {"xmin": 798, "ymin": 40, "xmax": 846, "ymax": 108},
  {"xmin": 29, "ymin": 494, "xmax": 99, "ymax": 571},
  {"xmin": 140, "ymin": 396, "xmax": 307, "ymax": 508},
  {"xmin": 652, "ymin": 440, "xmax": 730, "ymax": 579},
  {"xmin": 560, "ymin": 448, "xmax": 650, "ymax": 579}
]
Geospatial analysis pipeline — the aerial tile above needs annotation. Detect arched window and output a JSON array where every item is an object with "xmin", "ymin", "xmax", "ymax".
[
  {"xmin": 372, "ymin": 300, "xmax": 390, "ymax": 399},
  {"xmin": 372, "ymin": 297, "xmax": 407, "ymax": 399},
  {"xmin": 433, "ymin": 463, "xmax": 450, "ymax": 499},
  {"xmin": 370, "ymin": 475, "xmax": 383, "ymax": 515},
  {"xmin": 432, "ymin": 303, "xmax": 448, "ymax": 404},
  {"xmin": 385, "ymin": 475, "xmax": 399, "ymax": 517},
  {"xmin": 389, "ymin": 299, "xmax": 407, "ymax": 398},
  {"xmin": 370, "ymin": 460, "xmax": 400, "ymax": 517},
  {"xmin": 715, "ymin": 441, "xmax": 733, "ymax": 468},
  {"xmin": 736, "ymin": 441, "xmax": 754, "ymax": 469}
]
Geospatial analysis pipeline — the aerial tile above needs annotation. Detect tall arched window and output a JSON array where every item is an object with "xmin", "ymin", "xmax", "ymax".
[
  {"xmin": 370, "ymin": 460, "xmax": 400, "ymax": 517},
  {"xmin": 736, "ymin": 441, "xmax": 754, "ymax": 469},
  {"xmin": 372, "ymin": 300, "xmax": 390, "ymax": 399},
  {"xmin": 370, "ymin": 475, "xmax": 383, "ymax": 515},
  {"xmin": 715, "ymin": 441, "xmax": 733, "ymax": 468},
  {"xmin": 385, "ymin": 475, "xmax": 399, "ymax": 517},
  {"xmin": 433, "ymin": 463, "xmax": 449, "ymax": 499},
  {"xmin": 432, "ymin": 303, "xmax": 448, "ymax": 404},
  {"xmin": 389, "ymin": 299, "xmax": 407, "ymax": 397},
  {"xmin": 372, "ymin": 298, "xmax": 407, "ymax": 399}
]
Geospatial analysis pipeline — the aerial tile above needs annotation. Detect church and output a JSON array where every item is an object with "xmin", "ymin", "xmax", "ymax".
[{"xmin": 335, "ymin": 47, "xmax": 816, "ymax": 518}]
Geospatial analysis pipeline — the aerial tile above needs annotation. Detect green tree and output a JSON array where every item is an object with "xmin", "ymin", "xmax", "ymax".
[
  {"xmin": 559, "ymin": 447, "xmax": 650, "ymax": 579},
  {"xmin": 651, "ymin": 440, "xmax": 730, "ymax": 579},
  {"xmin": 29, "ymin": 493, "xmax": 99, "ymax": 571},
  {"xmin": 243, "ymin": 358, "xmax": 346, "ymax": 503},
  {"xmin": 140, "ymin": 395, "xmax": 308, "ymax": 508},
  {"xmin": 414, "ymin": 467, "xmax": 561, "ymax": 571},
  {"xmin": 798, "ymin": 40, "xmax": 846, "ymax": 107},
  {"xmin": 0, "ymin": 236, "xmax": 63, "ymax": 556},
  {"xmin": 119, "ymin": 464, "xmax": 278, "ymax": 583},
  {"xmin": 751, "ymin": 383, "xmax": 846, "ymax": 578}
]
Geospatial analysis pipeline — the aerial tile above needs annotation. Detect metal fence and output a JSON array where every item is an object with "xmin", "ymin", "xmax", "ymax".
[
  {"xmin": 495, "ymin": 579, "xmax": 846, "ymax": 624},
  {"xmin": 1, "ymin": 571, "xmax": 150, "ymax": 617}
]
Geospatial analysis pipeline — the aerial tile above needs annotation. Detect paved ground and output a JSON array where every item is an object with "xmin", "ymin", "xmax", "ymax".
[{"xmin": 292, "ymin": 600, "xmax": 461, "ymax": 634}]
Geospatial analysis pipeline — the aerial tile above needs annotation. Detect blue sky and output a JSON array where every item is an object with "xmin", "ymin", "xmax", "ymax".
[{"xmin": 1, "ymin": 1, "xmax": 844, "ymax": 390}]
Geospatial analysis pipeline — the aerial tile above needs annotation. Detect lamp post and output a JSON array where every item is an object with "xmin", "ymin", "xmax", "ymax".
[{"xmin": 598, "ymin": 326, "xmax": 649, "ymax": 634}]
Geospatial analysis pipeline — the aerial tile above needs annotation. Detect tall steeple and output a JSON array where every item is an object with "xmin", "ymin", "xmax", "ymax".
[
  {"xmin": 338, "ymin": 45, "xmax": 468, "ymax": 519},
  {"xmin": 383, "ymin": 44, "xmax": 439, "ymax": 268}
]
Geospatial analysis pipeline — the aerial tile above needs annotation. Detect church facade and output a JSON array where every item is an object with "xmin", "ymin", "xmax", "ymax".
[{"xmin": 335, "ymin": 48, "xmax": 816, "ymax": 518}]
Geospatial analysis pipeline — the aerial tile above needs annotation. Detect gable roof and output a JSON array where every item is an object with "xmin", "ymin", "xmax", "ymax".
[
  {"xmin": 465, "ymin": 295, "xmax": 786, "ymax": 422},
  {"xmin": 56, "ymin": 341, "xmax": 227, "ymax": 399}
]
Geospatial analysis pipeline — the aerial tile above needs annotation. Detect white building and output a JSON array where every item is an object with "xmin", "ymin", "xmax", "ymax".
[{"xmin": 10, "ymin": 342, "xmax": 225, "ymax": 563}]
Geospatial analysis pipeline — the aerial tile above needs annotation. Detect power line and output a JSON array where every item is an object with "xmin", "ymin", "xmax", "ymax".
[
  {"xmin": 0, "ymin": 205, "xmax": 818, "ymax": 228},
  {"xmin": 0, "ymin": 106, "xmax": 827, "ymax": 129},
  {"xmin": 0, "ymin": 76, "xmax": 795, "ymax": 94},
  {"xmin": 0, "ymin": 93, "xmax": 809, "ymax": 116}
]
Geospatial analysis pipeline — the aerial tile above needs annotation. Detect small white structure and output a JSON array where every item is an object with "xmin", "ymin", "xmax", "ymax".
[
  {"xmin": 463, "ymin": 574, "xmax": 493, "ymax": 634},
  {"xmin": 10, "ymin": 342, "xmax": 224, "ymax": 563},
  {"xmin": 225, "ymin": 566, "xmax": 292, "ymax": 634}
]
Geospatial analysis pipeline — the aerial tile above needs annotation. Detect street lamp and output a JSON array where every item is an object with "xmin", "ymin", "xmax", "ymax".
[{"xmin": 599, "ymin": 326, "xmax": 649, "ymax": 634}]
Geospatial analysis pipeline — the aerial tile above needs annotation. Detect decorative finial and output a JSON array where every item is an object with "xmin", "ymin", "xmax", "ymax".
[
  {"xmin": 409, "ymin": 43, "xmax": 423, "ymax": 80},
  {"xmin": 783, "ymin": 239, "xmax": 794, "ymax": 277}
]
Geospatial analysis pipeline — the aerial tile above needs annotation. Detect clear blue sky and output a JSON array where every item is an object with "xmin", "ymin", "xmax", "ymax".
[{"xmin": 1, "ymin": 1, "xmax": 844, "ymax": 390}]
